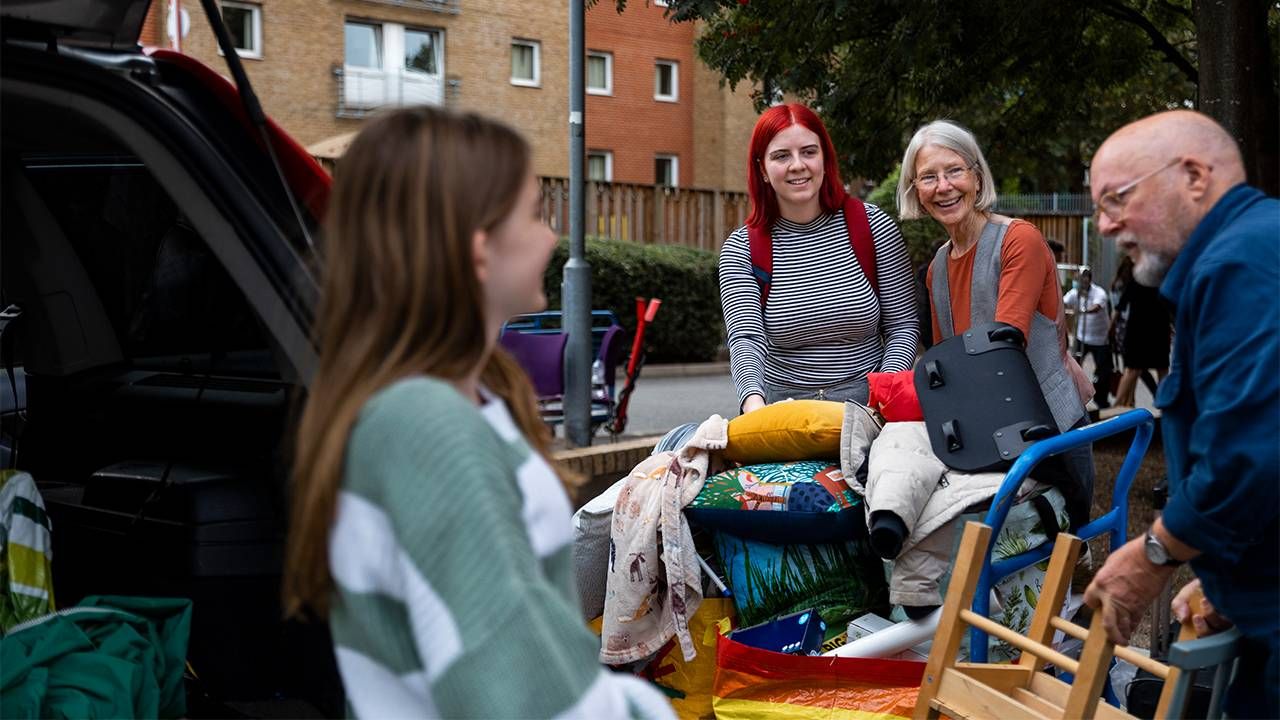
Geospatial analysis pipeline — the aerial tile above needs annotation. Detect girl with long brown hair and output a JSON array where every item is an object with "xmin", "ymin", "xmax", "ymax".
[{"xmin": 283, "ymin": 107, "xmax": 672, "ymax": 719}]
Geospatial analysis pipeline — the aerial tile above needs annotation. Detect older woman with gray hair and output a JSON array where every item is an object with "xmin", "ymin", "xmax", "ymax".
[{"xmin": 896, "ymin": 120, "xmax": 1095, "ymax": 529}]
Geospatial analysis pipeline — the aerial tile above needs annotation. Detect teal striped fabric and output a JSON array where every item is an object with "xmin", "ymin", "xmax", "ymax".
[{"xmin": 328, "ymin": 377, "xmax": 672, "ymax": 719}]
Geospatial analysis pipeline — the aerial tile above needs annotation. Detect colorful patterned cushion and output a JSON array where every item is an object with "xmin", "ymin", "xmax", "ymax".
[
  {"xmin": 713, "ymin": 531, "xmax": 889, "ymax": 640},
  {"xmin": 685, "ymin": 461, "xmax": 864, "ymax": 544}
]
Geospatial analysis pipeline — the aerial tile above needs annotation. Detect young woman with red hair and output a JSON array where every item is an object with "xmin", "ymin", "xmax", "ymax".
[{"xmin": 719, "ymin": 104, "xmax": 918, "ymax": 414}]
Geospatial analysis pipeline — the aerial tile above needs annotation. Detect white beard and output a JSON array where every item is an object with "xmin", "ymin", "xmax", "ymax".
[
  {"xmin": 1115, "ymin": 217, "xmax": 1184, "ymax": 287},
  {"xmin": 1133, "ymin": 250, "xmax": 1175, "ymax": 286}
]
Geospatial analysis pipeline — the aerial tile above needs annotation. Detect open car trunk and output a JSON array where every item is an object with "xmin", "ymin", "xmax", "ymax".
[{"xmin": 2, "ymin": 4, "xmax": 338, "ymax": 714}]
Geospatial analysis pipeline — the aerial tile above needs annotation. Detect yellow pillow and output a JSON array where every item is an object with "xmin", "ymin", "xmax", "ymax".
[{"xmin": 723, "ymin": 400, "xmax": 844, "ymax": 464}]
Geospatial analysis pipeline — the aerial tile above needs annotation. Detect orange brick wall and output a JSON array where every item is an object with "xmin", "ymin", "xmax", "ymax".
[
  {"xmin": 140, "ymin": 0, "xmax": 166, "ymax": 48},
  {"xmin": 585, "ymin": 3, "xmax": 695, "ymax": 187}
]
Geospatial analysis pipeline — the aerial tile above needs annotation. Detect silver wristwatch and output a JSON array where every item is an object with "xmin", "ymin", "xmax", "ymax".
[{"xmin": 1144, "ymin": 530, "xmax": 1184, "ymax": 567}]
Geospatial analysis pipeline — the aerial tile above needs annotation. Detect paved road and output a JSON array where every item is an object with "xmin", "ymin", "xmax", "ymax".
[
  {"xmin": 610, "ymin": 370, "xmax": 740, "ymax": 438},
  {"xmin": 563, "ymin": 354, "xmax": 1158, "ymax": 443}
]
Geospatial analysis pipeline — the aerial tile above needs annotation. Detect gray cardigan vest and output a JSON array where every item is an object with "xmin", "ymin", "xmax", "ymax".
[{"xmin": 929, "ymin": 220, "xmax": 1085, "ymax": 433}]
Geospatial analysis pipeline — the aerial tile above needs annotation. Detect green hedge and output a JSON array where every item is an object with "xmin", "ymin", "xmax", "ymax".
[
  {"xmin": 542, "ymin": 238, "xmax": 724, "ymax": 363},
  {"xmin": 865, "ymin": 165, "xmax": 948, "ymax": 263}
]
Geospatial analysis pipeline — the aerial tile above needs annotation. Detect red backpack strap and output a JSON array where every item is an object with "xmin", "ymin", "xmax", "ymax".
[
  {"xmin": 843, "ymin": 195, "xmax": 877, "ymax": 296},
  {"xmin": 747, "ymin": 223, "xmax": 773, "ymax": 308}
]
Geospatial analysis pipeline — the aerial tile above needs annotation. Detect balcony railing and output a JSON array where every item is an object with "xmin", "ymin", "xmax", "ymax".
[
  {"xmin": 993, "ymin": 193, "xmax": 1094, "ymax": 216},
  {"xmin": 351, "ymin": 0, "xmax": 460, "ymax": 13},
  {"xmin": 335, "ymin": 66, "xmax": 445, "ymax": 118}
]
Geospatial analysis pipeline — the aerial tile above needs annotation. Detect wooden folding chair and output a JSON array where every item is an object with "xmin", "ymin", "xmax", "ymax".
[{"xmin": 915, "ymin": 521, "xmax": 1237, "ymax": 720}]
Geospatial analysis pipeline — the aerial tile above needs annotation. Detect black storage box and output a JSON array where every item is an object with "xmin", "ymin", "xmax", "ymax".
[
  {"xmin": 915, "ymin": 321, "xmax": 1058, "ymax": 472},
  {"xmin": 41, "ymin": 461, "xmax": 336, "ymax": 709}
]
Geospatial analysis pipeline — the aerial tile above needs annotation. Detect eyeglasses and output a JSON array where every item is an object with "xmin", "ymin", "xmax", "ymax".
[
  {"xmin": 1094, "ymin": 157, "xmax": 1182, "ymax": 222},
  {"xmin": 913, "ymin": 165, "xmax": 973, "ymax": 191}
]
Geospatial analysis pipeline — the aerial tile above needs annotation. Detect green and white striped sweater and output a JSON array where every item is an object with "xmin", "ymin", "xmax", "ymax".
[{"xmin": 328, "ymin": 377, "xmax": 672, "ymax": 719}]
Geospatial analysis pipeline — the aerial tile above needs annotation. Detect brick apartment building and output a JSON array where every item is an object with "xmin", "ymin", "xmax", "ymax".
[
  {"xmin": 582, "ymin": 2, "xmax": 754, "ymax": 191},
  {"xmin": 144, "ymin": 0, "xmax": 757, "ymax": 192}
]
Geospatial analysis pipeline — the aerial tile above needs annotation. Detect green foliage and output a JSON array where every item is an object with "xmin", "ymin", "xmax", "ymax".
[
  {"xmin": 543, "ymin": 237, "xmax": 724, "ymax": 363},
  {"xmin": 724, "ymin": 538, "xmax": 889, "ymax": 633},
  {"xmin": 656, "ymin": 0, "xmax": 1208, "ymax": 192},
  {"xmin": 865, "ymin": 164, "xmax": 947, "ymax": 264}
]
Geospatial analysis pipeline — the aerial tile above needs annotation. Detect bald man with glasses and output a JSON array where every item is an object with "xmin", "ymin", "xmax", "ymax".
[{"xmin": 1083, "ymin": 110, "xmax": 1279, "ymax": 717}]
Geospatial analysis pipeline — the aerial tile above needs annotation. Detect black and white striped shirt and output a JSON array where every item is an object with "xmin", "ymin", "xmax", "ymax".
[{"xmin": 719, "ymin": 203, "xmax": 919, "ymax": 404}]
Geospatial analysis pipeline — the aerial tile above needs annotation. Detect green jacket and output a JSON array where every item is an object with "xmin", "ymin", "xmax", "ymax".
[{"xmin": 1, "ymin": 595, "xmax": 192, "ymax": 719}]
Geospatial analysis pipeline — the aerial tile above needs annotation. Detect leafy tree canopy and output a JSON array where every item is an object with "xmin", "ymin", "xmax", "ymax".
[{"xmin": 629, "ymin": 0, "xmax": 1277, "ymax": 194}]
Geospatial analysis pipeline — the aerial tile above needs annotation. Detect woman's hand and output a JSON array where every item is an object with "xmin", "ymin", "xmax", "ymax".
[
  {"xmin": 740, "ymin": 394, "xmax": 766, "ymax": 415},
  {"xmin": 1172, "ymin": 578, "xmax": 1233, "ymax": 637}
]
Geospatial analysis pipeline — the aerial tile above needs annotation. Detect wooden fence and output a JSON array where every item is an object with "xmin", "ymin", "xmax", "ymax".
[
  {"xmin": 536, "ymin": 179, "xmax": 1102, "ymax": 266},
  {"xmin": 993, "ymin": 194, "xmax": 1094, "ymax": 267},
  {"xmin": 1021, "ymin": 215, "xmax": 1088, "ymax": 264},
  {"xmin": 538, "ymin": 177, "xmax": 750, "ymax": 252}
]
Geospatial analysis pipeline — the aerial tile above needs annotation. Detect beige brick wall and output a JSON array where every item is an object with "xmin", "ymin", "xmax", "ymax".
[
  {"xmin": 691, "ymin": 47, "xmax": 756, "ymax": 194},
  {"xmin": 181, "ymin": 0, "xmax": 353, "ymax": 148},
  {"xmin": 179, "ymin": 0, "xmax": 570, "ymax": 177},
  {"xmin": 690, "ymin": 50, "xmax": 724, "ymax": 191},
  {"xmin": 718, "ymin": 78, "xmax": 758, "ymax": 194},
  {"xmin": 171, "ymin": 1, "xmax": 754, "ymax": 190},
  {"xmin": 443, "ymin": 0, "xmax": 570, "ymax": 177}
]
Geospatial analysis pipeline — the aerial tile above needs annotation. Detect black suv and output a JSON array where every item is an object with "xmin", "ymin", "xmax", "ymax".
[{"xmin": 2, "ymin": 1, "xmax": 340, "ymax": 714}]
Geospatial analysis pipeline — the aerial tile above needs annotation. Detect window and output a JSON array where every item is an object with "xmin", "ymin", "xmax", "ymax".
[
  {"xmin": 342, "ymin": 22, "xmax": 444, "ymax": 112},
  {"xmin": 654, "ymin": 60, "xmax": 678, "ymax": 102},
  {"xmin": 344, "ymin": 22, "xmax": 381, "ymax": 69},
  {"xmin": 511, "ymin": 40, "xmax": 540, "ymax": 87},
  {"xmin": 404, "ymin": 28, "xmax": 439, "ymax": 74},
  {"xmin": 655, "ymin": 154, "xmax": 678, "ymax": 187},
  {"xmin": 221, "ymin": 2, "xmax": 262, "ymax": 58},
  {"xmin": 586, "ymin": 51, "xmax": 612, "ymax": 95},
  {"xmin": 587, "ymin": 151, "xmax": 613, "ymax": 182}
]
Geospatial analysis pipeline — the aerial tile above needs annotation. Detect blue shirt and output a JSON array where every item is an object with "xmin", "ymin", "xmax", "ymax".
[{"xmin": 1157, "ymin": 183, "xmax": 1280, "ymax": 639}]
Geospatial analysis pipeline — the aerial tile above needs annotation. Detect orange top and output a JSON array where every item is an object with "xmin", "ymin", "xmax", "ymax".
[{"xmin": 927, "ymin": 220, "xmax": 1061, "ymax": 344}]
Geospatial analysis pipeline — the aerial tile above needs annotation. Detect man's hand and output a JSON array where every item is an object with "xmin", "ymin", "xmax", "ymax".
[
  {"xmin": 1172, "ymin": 579, "xmax": 1233, "ymax": 637},
  {"xmin": 1083, "ymin": 535, "xmax": 1178, "ymax": 645},
  {"xmin": 740, "ymin": 394, "xmax": 766, "ymax": 414}
]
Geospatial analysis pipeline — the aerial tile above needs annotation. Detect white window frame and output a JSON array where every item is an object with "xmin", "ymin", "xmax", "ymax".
[
  {"xmin": 587, "ymin": 150, "xmax": 613, "ymax": 182},
  {"xmin": 220, "ymin": 1, "xmax": 262, "ymax": 59},
  {"xmin": 511, "ymin": 39, "xmax": 541, "ymax": 88},
  {"xmin": 654, "ymin": 0, "xmax": 670, "ymax": 6},
  {"xmin": 343, "ymin": 20, "xmax": 382, "ymax": 69},
  {"xmin": 402, "ymin": 26, "xmax": 443, "ymax": 76},
  {"xmin": 586, "ymin": 51, "xmax": 613, "ymax": 96},
  {"xmin": 655, "ymin": 154, "xmax": 678, "ymax": 187},
  {"xmin": 654, "ymin": 60, "xmax": 678, "ymax": 102},
  {"xmin": 342, "ymin": 21, "xmax": 445, "ymax": 111}
]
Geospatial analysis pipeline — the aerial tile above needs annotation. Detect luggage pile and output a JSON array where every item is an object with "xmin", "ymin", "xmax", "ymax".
[{"xmin": 575, "ymin": 324, "xmax": 1097, "ymax": 718}]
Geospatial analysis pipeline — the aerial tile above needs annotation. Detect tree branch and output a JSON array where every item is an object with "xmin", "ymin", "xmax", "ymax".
[
  {"xmin": 1154, "ymin": 0, "xmax": 1194, "ymax": 23},
  {"xmin": 1092, "ymin": 0, "xmax": 1198, "ymax": 84}
]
